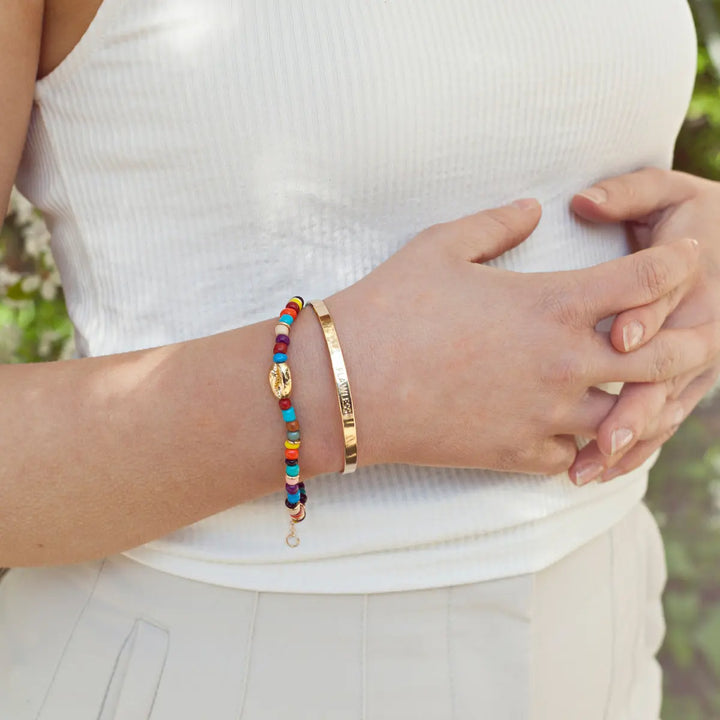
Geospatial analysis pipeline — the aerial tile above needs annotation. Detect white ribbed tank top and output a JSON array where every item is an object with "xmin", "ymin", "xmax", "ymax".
[{"xmin": 16, "ymin": 0, "xmax": 696, "ymax": 592}]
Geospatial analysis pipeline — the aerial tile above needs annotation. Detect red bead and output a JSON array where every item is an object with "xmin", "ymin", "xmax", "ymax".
[
  {"xmin": 279, "ymin": 398, "xmax": 292, "ymax": 410},
  {"xmin": 282, "ymin": 307, "xmax": 298, "ymax": 320},
  {"xmin": 286, "ymin": 301, "xmax": 301, "ymax": 313},
  {"xmin": 285, "ymin": 449, "xmax": 299, "ymax": 460},
  {"xmin": 273, "ymin": 342, "xmax": 288, "ymax": 354}
]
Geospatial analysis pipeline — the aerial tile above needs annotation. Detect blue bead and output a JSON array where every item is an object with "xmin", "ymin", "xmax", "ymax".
[
  {"xmin": 273, "ymin": 353, "xmax": 287, "ymax": 363},
  {"xmin": 279, "ymin": 314, "xmax": 294, "ymax": 325},
  {"xmin": 281, "ymin": 406, "xmax": 296, "ymax": 422},
  {"xmin": 287, "ymin": 431, "xmax": 301, "ymax": 441},
  {"xmin": 287, "ymin": 492, "xmax": 301, "ymax": 503},
  {"xmin": 285, "ymin": 464, "xmax": 300, "ymax": 477}
]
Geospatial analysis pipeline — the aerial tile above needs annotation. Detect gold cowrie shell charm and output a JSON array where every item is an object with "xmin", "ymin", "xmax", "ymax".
[{"xmin": 269, "ymin": 362, "xmax": 292, "ymax": 399}]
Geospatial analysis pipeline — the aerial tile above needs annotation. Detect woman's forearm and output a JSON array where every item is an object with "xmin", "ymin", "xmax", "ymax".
[{"xmin": 0, "ymin": 307, "xmax": 347, "ymax": 566}]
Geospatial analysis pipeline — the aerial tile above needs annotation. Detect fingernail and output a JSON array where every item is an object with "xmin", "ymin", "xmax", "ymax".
[
  {"xmin": 578, "ymin": 187, "xmax": 608, "ymax": 204},
  {"xmin": 603, "ymin": 468, "xmax": 624, "ymax": 482},
  {"xmin": 610, "ymin": 427, "xmax": 634, "ymax": 455},
  {"xmin": 622, "ymin": 320, "xmax": 645, "ymax": 351},
  {"xmin": 512, "ymin": 198, "xmax": 539, "ymax": 210},
  {"xmin": 574, "ymin": 463, "xmax": 604, "ymax": 486}
]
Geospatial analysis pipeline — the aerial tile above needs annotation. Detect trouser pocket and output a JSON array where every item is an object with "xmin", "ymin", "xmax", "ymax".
[{"xmin": 38, "ymin": 606, "xmax": 169, "ymax": 719}]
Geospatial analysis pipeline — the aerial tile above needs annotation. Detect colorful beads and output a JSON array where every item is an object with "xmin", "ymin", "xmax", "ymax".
[
  {"xmin": 269, "ymin": 295, "xmax": 307, "ymax": 546},
  {"xmin": 281, "ymin": 406, "xmax": 296, "ymax": 422}
]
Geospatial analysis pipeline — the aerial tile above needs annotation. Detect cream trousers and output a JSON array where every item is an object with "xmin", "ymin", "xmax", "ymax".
[{"xmin": 0, "ymin": 501, "xmax": 666, "ymax": 720}]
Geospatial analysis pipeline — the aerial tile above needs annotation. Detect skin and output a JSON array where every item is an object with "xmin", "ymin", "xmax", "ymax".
[
  {"xmin": 0, "ymin": 2, "xmax": 716, "ymax": 566},
  {"xmin": 569, "ymin": 169, "xmax": 720, "ymax": 483}
]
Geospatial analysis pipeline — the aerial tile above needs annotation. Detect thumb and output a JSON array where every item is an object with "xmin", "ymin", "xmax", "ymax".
[
  {"xmin": 570, "ymin": 168, "xmax": 691, "ymax": 225},
  {"xmin": 450, "ymin": 198, "xmax": 542, "ymax": 263}
]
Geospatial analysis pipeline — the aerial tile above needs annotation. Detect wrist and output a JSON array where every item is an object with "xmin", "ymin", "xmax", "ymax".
[
  {"xmin": 320, "ymin": 288, "xmax": 390, "ymax": 468},
  {"xmin": 288, "ymin": 306, "xmax": 346, "ymax": 477}
]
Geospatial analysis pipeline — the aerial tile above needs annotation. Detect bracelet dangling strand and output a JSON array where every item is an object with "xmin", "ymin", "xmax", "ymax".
[{"xmin": 268, "ymin": 296, "xmax": 307, "ymax": 547}]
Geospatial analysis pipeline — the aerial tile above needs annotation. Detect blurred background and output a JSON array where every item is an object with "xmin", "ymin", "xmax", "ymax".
[{"xmin": 3, "ymin": 2, "xmax": 720, "ymax": 718}]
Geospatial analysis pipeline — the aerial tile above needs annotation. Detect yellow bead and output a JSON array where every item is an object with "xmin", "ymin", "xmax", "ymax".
[
  {"xmin": 285, "ymin": 440, "xmax": 301, "ymax": 450},
  {"xmin": 289, "ymin": 296, "xmax": 304, "ymax": 310}
]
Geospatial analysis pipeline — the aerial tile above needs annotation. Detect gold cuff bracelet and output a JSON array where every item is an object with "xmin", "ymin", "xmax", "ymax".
[{"xmin": 307, "ymin": 299, "xmax": 358, "ymax": 474}]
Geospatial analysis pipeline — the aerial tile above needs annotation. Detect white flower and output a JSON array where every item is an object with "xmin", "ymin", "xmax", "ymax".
[
  {"xmin": 59, "ymin": 334, "xmax": 76, "ymax": 360},
  {"xmin": 0, "ymin": 323, "xmax": 21, "ymax": 362},
  {"xmin": 20, "ymin": 275, "xmax": 41, "ymax": 293},
  {"xmin": 0, "ymin": 266, "xmax": 21, "ymax": 291},
  {"xmin": 9, "ymin": 187, "xmax": 35, "ymax": 226},
  {"xmin": 40, "ymin": 276, "xmax": 59, "ymax": 301},
  {"xmin": 23, "ymin": 218, "xmax": 52, "ymax": 258}
]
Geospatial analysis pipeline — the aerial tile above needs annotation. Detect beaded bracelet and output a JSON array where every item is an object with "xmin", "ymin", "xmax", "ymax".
[{"xmin": 268, "ymin": 296, "xmax": 307, "ymax": 548}]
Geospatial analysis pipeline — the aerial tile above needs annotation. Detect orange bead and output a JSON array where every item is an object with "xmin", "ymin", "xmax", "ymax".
[
  {"xmin": 285, "ymin": 449, "xmax": 299, "ymax": 460},
  {"xmin": 281, "ymin": 306, "xmax": 298, "ymax": 320}
]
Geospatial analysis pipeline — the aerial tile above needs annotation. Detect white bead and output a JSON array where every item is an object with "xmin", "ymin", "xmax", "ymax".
[{"xmin": 275, "ymin": 323, "xmax": 290, "ymax": 336}]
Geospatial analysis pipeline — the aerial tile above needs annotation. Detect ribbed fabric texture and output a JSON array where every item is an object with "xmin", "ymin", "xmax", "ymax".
[{"xmin": 16, "ymin": 0, "xmax": 697, "ymax": 592}]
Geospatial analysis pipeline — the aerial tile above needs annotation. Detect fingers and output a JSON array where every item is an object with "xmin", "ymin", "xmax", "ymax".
[
  {"xmin": 575, "ymin": 236, "xmax": 699, "ymax": 323},
  {"xmin": 568, "ymin": 395, "xmax": 680, "ymax": 486},
  {"xmin": 596, "ymin": 320, "xmax": 720, "ymax": 385},
  {"xmin": 571, "ymin": 167, "xmax": 696, "ymax": 224},
  {"xmin": 594, "ymin": 382, "xmax": 668, "ymax": 457},
  {"xmin": 609, "ymin": 276, "xmax": 689, "ymax": 353},
  {"xmin": 537, "ymin": 435, "xmax": 579, "ymax": 476},
  {"xmin": 439, "ymin": 199, "xmax": 542, "ymax": 263},
  {"xmin": 568, "ymin": 367, "xmax": 718, "ymax": 486},
  {"xmin": 570, "ymin": 429, "xmax": 672, "ymax": 487},
  {"xmin": 557, "ymin": 386, "xmax": 618, "ymax": 438}
]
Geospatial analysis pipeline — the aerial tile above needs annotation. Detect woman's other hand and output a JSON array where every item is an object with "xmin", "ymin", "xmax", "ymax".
[
  {"xmin": 328, "ymin": 198, "xmax": 702, "ymax": 477},
  {"xmin": 569, "ymin": 168, "xmax": 720, "ymax": 483}
]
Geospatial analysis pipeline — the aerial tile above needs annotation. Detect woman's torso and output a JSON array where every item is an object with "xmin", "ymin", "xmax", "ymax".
[{"xmin": 16, "ymin": 0, "xmax": 697, "ymax": 592}]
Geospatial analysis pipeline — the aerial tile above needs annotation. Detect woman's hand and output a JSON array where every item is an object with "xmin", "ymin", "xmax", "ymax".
[
  {"xmin": 568, "ymin": 168, "xmax": 720, "ymax": 484},
  {"xmin": 328, "ymin": 198, "xmax": 703, "ymax": 476}
]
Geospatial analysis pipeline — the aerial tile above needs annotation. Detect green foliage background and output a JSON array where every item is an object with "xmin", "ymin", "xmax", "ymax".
[{"xmin": 2, "ymin": 4, "xmax": 720, "ymax": 717}]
